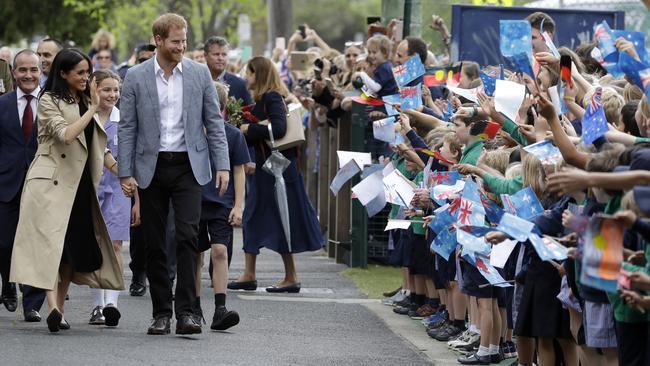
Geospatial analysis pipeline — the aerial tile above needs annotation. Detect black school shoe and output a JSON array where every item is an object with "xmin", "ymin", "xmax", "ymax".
[
  {"xmin": 227, "ymin": 280, "xmax": 258, "ymax": 291},
  {"xmin": 210, "ymin": 306, "xmax": 240, "ymax": 331},
  {"xmin": 434, "ymin": 323, "xmax": 464, "ymax": 342},
  {"xmin": 103, "ymin": 304, "xmax": 121, "ymax": 327}
]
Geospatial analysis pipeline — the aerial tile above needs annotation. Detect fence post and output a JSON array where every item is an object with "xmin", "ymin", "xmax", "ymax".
[
  {"xmin": 318, "ymin": 126, "xmax": 330, "ymax": 234},
  {"xmin": 349, "ymin": 102, "xmax": 368, "ymax": 268}
]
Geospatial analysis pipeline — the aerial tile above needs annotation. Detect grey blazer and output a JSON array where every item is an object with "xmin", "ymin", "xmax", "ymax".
[{"xmin": 118, "ymin": 57, "xmax": 229, "ymax": 188}]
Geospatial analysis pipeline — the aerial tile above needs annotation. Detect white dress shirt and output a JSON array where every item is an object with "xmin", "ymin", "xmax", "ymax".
[
  {"xmin": 154, "ymin": 57, "xmax": 185, "ymax": 152},
  {"xmin": 16, "ymin": 86, "xmax": 40, "ymax": 126}
]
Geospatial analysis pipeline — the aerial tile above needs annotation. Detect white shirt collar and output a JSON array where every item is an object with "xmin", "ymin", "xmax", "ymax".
[
  {"xmin": 154, "ymin": 55, "xmax": 183, "ymax": 76},
  {"xmin": 16, "ymin": 86, "xmax": 40, "ymax": 100}
]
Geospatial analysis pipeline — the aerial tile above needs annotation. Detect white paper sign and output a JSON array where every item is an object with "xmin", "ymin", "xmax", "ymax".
[
  {"xmin": 382, "ymin": 161, "xmax": 396, "ymax": 177},
  {"xmin": 489, "ymin": 239, "xmax": 518, "ymax": 269},
  {"xmin": 494, "ymin": 79, "xmax": 526, "ymax": 123},
  {"xmin": 382, "ymin": 169, "xmax": 417, "ymax": 206},
  {"xmin": 330, "ymin": 159, "xmax": 361, "ymax": 196},
  {"xmin": 373, "ymin": 117, "xmax": 397, "ymax": 143},
  {"xmin": 351, "ymin": 171, "xmax": 385, "ymax": 206},
  {"xmin": 384, "ymin": 219, "xmax": 412, "ymax": 231},
  {"xmin": 337, "ymin": 151, "xmax": 372, "ymax": 168},
  {"xmin": 447, "ymin": 86, "xmax": 480, "ymax": 104},
  {"xmin": 548, "ymin": 85, "xmax": 562, "ymax": 116}
]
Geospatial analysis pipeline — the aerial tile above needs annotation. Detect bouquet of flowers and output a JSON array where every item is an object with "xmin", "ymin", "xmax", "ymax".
[{"xmin": 225, "ymin": 96, "xmax": 245, "ymax": 127}]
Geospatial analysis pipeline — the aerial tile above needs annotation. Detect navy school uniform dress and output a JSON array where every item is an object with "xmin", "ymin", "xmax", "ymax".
[
  {"xmin": 514, "ymin": 195, "xmax": 573, "ymax": 339},
  {"xmin": 242, "ymin": 91, "xmax": 323, "ymax": 255},
  {"xmin": 198, "ymin": 123, "xmax": 251, "ymax": 266}
]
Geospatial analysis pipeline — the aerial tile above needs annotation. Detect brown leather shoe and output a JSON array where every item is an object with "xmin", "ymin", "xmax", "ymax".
[
  {"xmin": 175, "ymin": 315, "xmax": 202, "ymax": 335},
  {"xmin": 147, "ymin": 316, "xmax": 171, "ymax": 335}
]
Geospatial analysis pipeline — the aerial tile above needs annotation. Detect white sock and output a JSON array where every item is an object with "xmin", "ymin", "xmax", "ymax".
[
  {"xmin": 489, "ymin": 344, "xmax": 500, "ymax": 354},
  {"xmin": 91, "ymin": 289, "xmax": 104, "ymax": 308},
  {"xmin": 469, "ymin": 324, "xmax": 480, "ymax": 334},
  {"xmin": 476, "ymin": 345, "xmax": 490, "ymax": 356},
  {"xmin": 403, "ymin": 289, "xmax": 410, "ymax": 296},
  {"xmin": 105, "ymin": 290, "xmax": 120, "ymax": 307}
]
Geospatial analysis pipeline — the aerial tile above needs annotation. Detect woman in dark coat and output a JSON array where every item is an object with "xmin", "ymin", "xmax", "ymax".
[{"xmin": 229, "ymin": 56, "xmax": 323, "ymax": 293}]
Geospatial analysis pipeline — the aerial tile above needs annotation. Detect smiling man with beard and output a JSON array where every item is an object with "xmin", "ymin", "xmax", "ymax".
[{"xmin": 118, "ymin": 13, "xmax": 230, "ymax": 336}]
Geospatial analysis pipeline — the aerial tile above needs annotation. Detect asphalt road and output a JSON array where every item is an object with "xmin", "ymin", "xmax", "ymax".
[{"xmin": 0, "ymin": 229, "xmax": 432, "ymax": 366}]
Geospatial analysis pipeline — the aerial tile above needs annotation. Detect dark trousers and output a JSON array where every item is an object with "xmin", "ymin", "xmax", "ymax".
[
  {"xmin": 615, "ymin": 320, "xmax": 649, "ymax": 366},
  {"xmin": 0, "ymin": 191, "xmax": 45, "ymax": 312},
  {"xmin": 128, "ymin": 224, "xmax": 147, "ymax": 284},
  {"xmin": 139, "ymin": 153, "xmax": 201, "ymax": 319}
]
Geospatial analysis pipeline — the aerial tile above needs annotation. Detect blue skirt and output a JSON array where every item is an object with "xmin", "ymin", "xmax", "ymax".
[{"xmin": 242, "ymin": 156, "xmax": 323, "ymax": 255}]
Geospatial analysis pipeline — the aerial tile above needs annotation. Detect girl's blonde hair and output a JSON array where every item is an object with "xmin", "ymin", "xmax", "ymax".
[
  {"xmin": 522, "ymin": 154, "xmax": 545, "ymax": 200},
  {"xmin": 621, "ymin": 190, "xmax": 646, "ymax": 218},
  {"xmin": 505, "ymin": 163, "xmax": 523, "ymax": 180},
  {"xmin": 484, "ymin": 148, "xmax": 512, "ymax": 176},
  {"xmin": 247, "ymin": 56, "xmax": 289, "ymax": 101},
  {"xmin": 91, "ymin": 29, "xmax": 115, "ymax": 50},
  {"xmin": 624, "ymin": 83, "xmax": 644, "ymax": 103}
]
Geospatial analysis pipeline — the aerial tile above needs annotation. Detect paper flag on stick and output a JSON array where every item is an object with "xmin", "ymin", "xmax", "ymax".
[
  {"xmin": 431, "ymin": 226, "xmax": 457, "ymax": 259},
  {"xmin": 494, "ymin": 79, "xmax": 526, "ymax": 123},
  {"xmin": 350, "ymin": 95, "xmax": 384, "ymax": 106},
  {"xmin": 399, "ymin": 84, "xmax": 422, "ymax": 110},
  {"xmin": 499, "ymin": 20, "xmax": 532, "ymax": 59},
  {"xmin": 594, "ymin": 21, "xmax": 618, "ymax": 63},
  {"xmin": 431, "ymin": 180, "xmax": 465, "ymax": 206},
  {"xmin": 424, "ymin": 63, "xmax": 463, "ymax": 87},
  {"xmin": 429, "ymin": 204, "xmax": 456, "ymax": 234},
  {"xmin": 582, "ymin": 87, "xmax": 609, "ymax": 145},
  {"xmin": 523, "ymin": 140, "xmax": 562, "ymax": 165},
  {"xmin": 457, "ymin": 228, "xmax": 491, "ymax": 255},
  {"xmin": 496, "ymin": 213, "xmax": 534, "ymax": 242},
  {"xmin": 611, "ymin": 30, "xmax": 648, "ymax": 63},
  {"xmin": 507, "ymin": 186, "xmax": 544, "ymax": 220},
  {"xmin": 619, "ymin": 52, "xmax": 650, "ymax": 90},
  {"xmin": 474, "ymin": 253, "xmax": 513, "ymax": 287},
  {"xmin": 528, "ymin": 233, "xmax": 568, "ymax": 261},
  {"xmin": 392, "ymin": 54, "xmax": 426, "ymax": 87},
  {"xmin": 382, "ymin": 94, "xmax": 401, "ymax": 116},
  {"xmin": 477, "ymin": 122, "xmax": 501, "ymax": 140},
  {"xmin": 330, "ymin": 159, "xmax": 361, "ymax": 196},
  {"xmin": 581, "ymin": 215, "xmax": 624, "ymax": 292},
  {"xmin": 480, "ymin": 71, "xmax": 496, "ymax": 97}
]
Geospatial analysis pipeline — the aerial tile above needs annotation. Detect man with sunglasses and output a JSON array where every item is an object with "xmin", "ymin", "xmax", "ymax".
[{"xmin": 118, "ymin": 43, "xmax": 156, "ymax": 80}]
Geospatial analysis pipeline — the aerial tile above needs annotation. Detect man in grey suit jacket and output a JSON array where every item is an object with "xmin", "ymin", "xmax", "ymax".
[{"xmin": 118, "ymin": 13, "xmax": 230, "ymax": 336}]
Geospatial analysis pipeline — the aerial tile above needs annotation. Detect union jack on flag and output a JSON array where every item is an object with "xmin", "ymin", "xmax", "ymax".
[{"xmin": 588, "ymin": 87, "xmax": 602, "ymax": 112}]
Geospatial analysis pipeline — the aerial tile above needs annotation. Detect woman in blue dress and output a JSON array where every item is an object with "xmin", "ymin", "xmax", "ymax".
[
  {"xmin": 229, "ymin": 56, "xmax": 323, "ymax": 293},
  {"xmin": 87, "ymin": 70, "xmax": 138, "ymax": 326}
]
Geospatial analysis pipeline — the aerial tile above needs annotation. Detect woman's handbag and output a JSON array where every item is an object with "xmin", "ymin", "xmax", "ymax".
[{"xmin": 258, "ymin": 102, "xmax": 305, "ymax": 150}]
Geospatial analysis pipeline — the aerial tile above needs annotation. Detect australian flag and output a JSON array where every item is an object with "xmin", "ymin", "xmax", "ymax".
[
  {"xmin": 594, "ymin": 21, "xmax": 617, "ymax": 62},
  {"xmin": 429, "ymin": 204, "xmax": 456, "ymax": 234},
  {"xmin": 528, "ymin": 233, "xmax": 568, "ymax": 261},
  {"xmin": 457, "ymin": 228, "xmax": 491, "ymax": 255},
  {"xmin": 430, "ymin": 170, "xmax": 461, "ymax": 186},
  {"xmin": 479, "ymin": 189, "xmax": 505, "ymax": 224},
  {"xmin": 382, "ymin": 94, "xmax": 401, "ymax": 116},
  {"xmin": 496, "ymin": 213, "xmax": 535, "ymax": 242},
  {"xmin": 523, "ymin": 140, "xmax": 562, "ymax": 166},
  {"xmin": 582, "ymin": 87, "xmax": 609, "ymax": 145},
  {"xmin": 474, "ymin": 253, "xmax": 512, "ymax": 287},
  {"xmin": 480, "ymin": 71, "xmax": 496, "ymax": 97},
  {"xmin": 392, "ymin": 54, "xmax": 426, "ymax": 87},
  {"xmin": 509, "ymin": 186, "xmax": 544, "ymax": 220},
  {"xmin": 431, "ymin": 226, "xmax": 457, "ymax": 259},
  {"xmin": 458, "ymin": 178, "xmax": 485, "ymax": 227},
  {"xmin": 399, "ymin": 84, "xmax": 423, "ymax": 110}
]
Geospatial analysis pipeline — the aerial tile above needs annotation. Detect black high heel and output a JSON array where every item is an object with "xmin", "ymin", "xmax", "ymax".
[{"xmin": 46, "ymin": 309, "xmax": 62, "ymax": 333}]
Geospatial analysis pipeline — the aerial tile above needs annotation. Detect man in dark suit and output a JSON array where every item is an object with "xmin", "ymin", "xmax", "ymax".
[
  {"xmin": 203, "ymin": 36, "xmax": 252, "ymax": 106},
  {"xmin": 0, "ymin": 49, "xmax": 46, "ymax": 322}
]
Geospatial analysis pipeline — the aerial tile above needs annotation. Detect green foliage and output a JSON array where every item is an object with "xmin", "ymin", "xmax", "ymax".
[{"xmin": 293, "ymin": 0, "xmax": 381, "ymax": 51}]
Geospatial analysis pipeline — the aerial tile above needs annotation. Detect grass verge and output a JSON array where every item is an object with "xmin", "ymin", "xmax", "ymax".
[{"xmin": 342, "ymin": 264, "xmax": 402, "ymax": 299}]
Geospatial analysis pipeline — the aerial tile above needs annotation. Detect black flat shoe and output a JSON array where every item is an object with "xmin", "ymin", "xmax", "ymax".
[
  {"xmin": 46, "ymin": 309, "xmax": 62, "ymax": 333},
  {"xmin": 227, "ymin": 280, "xmax": 257, "ymax": 291},
  {"xmin": 265, "ymin": 283, "xmax": 301, "ymax": 293},
  {"xmin": 103, "ymin": 304, "xmax": 121, "ymax": 327},
  {"xmin": 59, "ymin": 319, "xmax": 70, "ymax": 330}
]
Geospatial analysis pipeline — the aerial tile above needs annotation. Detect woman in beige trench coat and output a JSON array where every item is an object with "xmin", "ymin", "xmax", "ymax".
[{"xmin": 10, "ymin": 49, "xmax": 124, "ymax": 333}]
